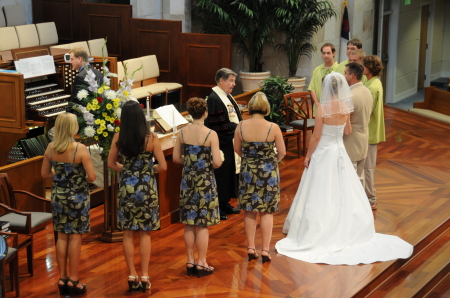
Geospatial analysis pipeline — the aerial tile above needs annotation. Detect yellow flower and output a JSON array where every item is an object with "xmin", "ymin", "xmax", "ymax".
[
  {"xmin": 95, "ymin": 105, "xmax": 101, "ymax": 110},
  {"xmin": 110, "ymin": 117, "xmax": 115, "ymax": 123},
  {"xmin": 97, "ymin": 128, "xmax": 103, "ymax": 134},
  {"xmin": 102, "ymin": 112, "xmax": 107, "ymax": 117},
  {"xmin": 95, "ymin": 119, "xmax": 101, "ymax": 125},
  {"xmin": 106, "ymin": 103, "xmax": 113, "ymax": 110},
  {"xmin": 86, "ymin": 103, "xmax": 92, "ymax": 111},
  {"xmin": 100, "ymin": 120, "xmax": 106, "ymax": 125},
  {"xmin": 105, "ymin": 116, "xmax": 110, "ymax": 122},
  {"xmin": 100, "ymin": 124, "xmax": 106, "ymax": 130},
  {"xmin": 98, "ymin": 87, "xmax": 104, "ymax": 94},
  {"xmin": 103, "ymin": 132, "xmax": 108, "ymax": 137},
  {"xmin": 113, "ymin": 101, "xmax": 119, "ymax": 107},
  {"xmin": 115, "ymin": 127, "xmax": 120, "ymax": 132},
  {"xmin": 94, "ymin": 136, "xmax": 99, "ymax": 140},
  {"xmin": 123, "ymin": 90, "xmax": 129, "ymax": 97},
  {"xmin": 92, "ymin": 99, "xmax": 98, "ymax": 105},
  {"xmin": 104, "ymin": 86, "xmax": 110, "ymax": 90}
]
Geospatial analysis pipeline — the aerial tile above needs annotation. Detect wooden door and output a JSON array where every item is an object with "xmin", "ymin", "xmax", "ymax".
[
  {"xmin": 381, "ymin": 14, "xmax": 390, "ymax": 103},
  {"xmin": 418, "ymin": 5, "xmax": 429, "ymax": 90},
  {"xmin": 178, "ymin": 33, "xmax": 232, "ymax": 102}
]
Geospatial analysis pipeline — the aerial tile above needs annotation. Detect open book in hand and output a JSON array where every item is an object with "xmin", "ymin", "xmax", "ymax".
[{"xmin": 153, "ymin": 104, "xmax": 188, "ymax": 133}]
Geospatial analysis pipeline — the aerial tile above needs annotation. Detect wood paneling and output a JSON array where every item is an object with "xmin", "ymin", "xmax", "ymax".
[
  {"xmin": 0, "ymin": 74, "xmax": 26, "ymax": 134},
  {"xmin": 129, "ymin": 19, "xmax": 181, "ymax": 83},
  {"xmin": 179, "ymin": 33, "xmax": 232, "ymax": 101},
  {"xmin": 79, "ymin": 3, "xmax": 132, "ymax": 59}
]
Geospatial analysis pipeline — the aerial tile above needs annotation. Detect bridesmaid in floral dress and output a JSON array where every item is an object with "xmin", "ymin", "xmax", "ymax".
[
  {"xmin": 234, "ymin": 92, "xmax": 286, "ymax": 263},
  {"xmin": 41, "ymin": 113, "xmax": 96, "ymax": 295},
  {"xmin": 108, "ymin": 101, "xmax": 167, "ymax": 292},
  {"xmin": 173, "ymin": 97, "xmax": 222, "ymax": 278}
]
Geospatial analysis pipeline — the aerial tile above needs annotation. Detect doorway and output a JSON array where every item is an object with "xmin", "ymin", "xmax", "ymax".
[
  {"xmin": 380, "ymin": 14, "xmax": 390, "ymax": 103},
  {"xmin": 417, "ymin": 5, "xmax": 429, "ymax": 90}
]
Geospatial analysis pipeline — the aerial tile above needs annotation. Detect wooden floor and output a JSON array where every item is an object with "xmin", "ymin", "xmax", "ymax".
[{"xmin": 4, "ymin": 106, "xmax": 450, "ymax": 298}]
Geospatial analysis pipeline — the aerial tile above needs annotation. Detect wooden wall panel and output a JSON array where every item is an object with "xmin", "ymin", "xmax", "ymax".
[
  {"xmin": 179, "ymin": 33, "xmax": 232, "ymax": 102},
  {"xmin": 129, "ymin": 19, "xmax": 181, "ymax": 83},
  {"xmin": 79, "ymin": 3, "xmax": 132, "ymax": 59},
  {"xmin": 0, "ymin": 73, "xmax": 27, "ymax": 134}
]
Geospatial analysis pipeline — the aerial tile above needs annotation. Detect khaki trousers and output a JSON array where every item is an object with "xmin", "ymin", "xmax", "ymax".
[
  {"xmin": 352, "ymin": 159, "xmax": 365, "ymax": 189},
  {"xmin": 363, "ymin": 144, "xmax": 377, "ymax": 204}
]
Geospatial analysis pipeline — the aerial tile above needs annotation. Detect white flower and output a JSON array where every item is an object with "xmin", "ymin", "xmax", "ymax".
[
  {"xmin": 77, "ymin": 89, "xmax": 88, "ymax": 100},
  {"xmin": 77, "ymin": 104, "xmax": 87, "ymax": 113},
  {"xmin": 103, "ymin": 76, "xmax": 110, "ymax": 86},
  {"xmin": 104, "ymin": 89, "xmax": 116, "ymax": 100},
  {"xmin": 84, "ymin": 126, "xmax": 96, "ymax": 137},
  {"xmin": 114, "ymin": 107, "xmax": 122, "ymax": 118},
  {"xmin": 107, "ymin": 124, "xmax": 115, "ymax": 131}
]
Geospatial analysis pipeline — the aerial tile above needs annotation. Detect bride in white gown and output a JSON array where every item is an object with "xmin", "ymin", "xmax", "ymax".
[{"xmin": 275, "ymin": 73, "xmax": 413, "ymax": 265}]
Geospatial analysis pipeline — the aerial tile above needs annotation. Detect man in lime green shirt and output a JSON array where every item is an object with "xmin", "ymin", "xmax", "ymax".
[
  {"xmin": 362, "ymin": 55, "xmax": 385, "ymax": 210},
  {"xmin": 336, "ymin": 38, "xmax": 362, "ymax": 75},
  {"xmin": 308, "ymin": 43, "xmax": 338, "ymax": 106},
  {"xmin": 348, "ymin": 49, "xmax": 367, "ymax": 84}
]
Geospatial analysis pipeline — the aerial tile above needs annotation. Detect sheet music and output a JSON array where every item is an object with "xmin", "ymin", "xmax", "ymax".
[
  {"xmin": 14, "ymin": 55, "xmax": 56, "ymax": 79},
  {"xmin": 155, "ymin": 105, "xmax": 188, "ymax": 127}
]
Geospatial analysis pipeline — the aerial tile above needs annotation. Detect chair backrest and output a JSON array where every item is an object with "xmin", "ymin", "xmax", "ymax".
[
  {"xmin": 15, "ymin": 24, "xmax": 40, "ymax": 48},
  {"xmin": 87, "ymin": 38, "xmax": 107, "ymax": 57},
  {"xmin": 117, "ymin": 61, "xmax": 125, "ymax": 81},
  {"xmin": 3, "ymin": 5, "xmax": 26, "ymax": 27},
  {"xmin": 36, "ymin": 22, "xmax": 58, "ymax": 45},
  {"xmin": 0, "ymin": 26, "xmax": 19, "ymax": 51},
  {"xmin": 0, "ymin": 9, "xmax": 6, "ymax": 27},
  {"xmin": 283, "ymin": 92, "xmax": 314, "ymax": 123},
  {"xmin": 0, "ymin": 173, "xmax": 16, "ymax": 209},
  {"xmin": 69, "ymin": 41, "xmax": 90, "ymax": 55},
  {"xmin": 141, "ymin": 55, "xmax": 160, "ymax": 81},
  {"xmin": 50, "ymin": 44, "xmax": 71, "ymax": 50},
  {"xmin": 123, "ymin": 58, "xmax": 144, "ymax": 88}
]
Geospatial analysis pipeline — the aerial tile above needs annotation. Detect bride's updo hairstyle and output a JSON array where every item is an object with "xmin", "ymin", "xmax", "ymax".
[
  {"xmin": 187, "ymin": 97, "xmax": 207, "ymax": 119},
  {"xmin": 321, "ymin": 73, "xmax": 354, "ymax": 117},
  {"xmin": 248, "ymin": 92, "xmax": 270, "ymax": 116}
]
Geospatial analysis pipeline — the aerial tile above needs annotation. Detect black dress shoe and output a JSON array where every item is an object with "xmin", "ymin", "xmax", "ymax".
[
  {"xmin": 219, "ymin": 211, "xmax": 228, "ymax": 220},
  {"xmin": 224, "ymin": 203, "xmax": 241, "ymax": 215}
]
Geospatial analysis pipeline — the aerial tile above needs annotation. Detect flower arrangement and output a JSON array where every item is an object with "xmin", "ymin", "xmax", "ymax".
[{"xmin": 73, "ymin": 43, "xmax": 141, "ymax": 158}]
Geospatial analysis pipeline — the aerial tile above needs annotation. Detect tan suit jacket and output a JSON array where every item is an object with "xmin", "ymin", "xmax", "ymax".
[{"xmin": 344, "ymin": 83, "xmax": 373, "ymax": 161}]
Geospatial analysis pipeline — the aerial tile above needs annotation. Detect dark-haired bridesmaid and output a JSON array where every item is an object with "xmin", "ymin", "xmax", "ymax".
[
  {"xmin": 108, "ymin": 100, "xmax": 167, "ymax": 292},
  {"xmin": 173, "ymin": 97, "xmax": 222, "ymax": 278}
]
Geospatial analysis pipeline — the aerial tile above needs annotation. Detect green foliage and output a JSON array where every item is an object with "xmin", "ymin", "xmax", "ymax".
[
  {"xmin": 261, "ymin": 75, "xmax": 294, "ymax": 125},
  {"xmin": 276, "ymin": 0, "xmax": 337, "ymax": 77}
]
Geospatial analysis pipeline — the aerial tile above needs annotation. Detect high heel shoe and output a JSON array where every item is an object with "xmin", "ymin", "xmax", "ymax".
[
  {"xmin": 261, "ymin": 250, "xmax": 272, "ymax": 263},
  {"xmin": 140, "ymin": 276, "xmax": 151, "ymax": 293},
  {"xmin": 67, "ymin": 279, "xmax": 87, "ymax": 295},
  {"xmin": 57, "ymin": 278, "xmax": 68, "ymax": 295},
  {"xmin": 186, "ymin": 263, "xmax": 197, "ymax": 276},
  {"xmin": 127, "ymin": 276, "xmax": 141, "ymax": 292},
  {"xmin": 247, "ymin": 248, "xmax": 259, "ymax": 261},
  {"xmin": 196, "ymin": 265, "xmax": 214, "ymax": 278}
]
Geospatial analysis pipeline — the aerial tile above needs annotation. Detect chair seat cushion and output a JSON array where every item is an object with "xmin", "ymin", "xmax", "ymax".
[
  {"xmin": 290, "ymin": 118, "xmax": 315, "ymax": 128},
  {"xmin": 6, "ymin": 247, "xmax": 17, "ymax": 260},
  {"xmin": 0, "ymin": 212, "xmax": 52, "ymax": 229},
  {"xmin": 156, "ymin": 82, "xmax": 182, "ymax": 90},
  {"xmin": 129, "ymin": 87, "xmax": 153, "ymax": 99},
  {"xmin": 141, "ymin": 85, "xmax": 169, "ymax": 95}
]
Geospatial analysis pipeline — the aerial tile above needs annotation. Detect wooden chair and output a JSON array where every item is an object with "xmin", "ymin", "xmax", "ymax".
[
  {"xmin": 0, "ymin": 231, "xmax": 19, "ymax": 297},
  {"xmin": 0, "ymin": 173, "xmax": 53, "ymax": 276},
  {"xmin": 283, "ymin": 92, "xmax": 315, "ymax": 156}
]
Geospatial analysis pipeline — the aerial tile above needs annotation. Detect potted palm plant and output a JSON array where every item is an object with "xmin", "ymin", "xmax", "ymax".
[
  {"xmin": 275, "ymin": 0, "xmax": 336, "ymax": 92},
  {"xmin": 193, "ymin": 0, "xmax": 279, "ymax": 92}
]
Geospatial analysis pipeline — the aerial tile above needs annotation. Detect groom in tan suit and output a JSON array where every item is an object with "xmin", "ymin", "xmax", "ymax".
[{"xmin": 343, "ymin": 62, "xmax": 373, "ymax": 185}]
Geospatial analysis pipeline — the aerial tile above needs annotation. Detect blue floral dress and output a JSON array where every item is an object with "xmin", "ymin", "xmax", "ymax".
[
  {"xmin": 51, "ymin": 144, "xmax": 90, "ymax": 234},
  {"xmin": 118, "ymin": 135, "xmax": 160, "ymax": 230},
  {"xmin": 238, "ymin": 123, "xmax": 280, "ymax": 213},
  {"xmin": 179, "ymin": 129, "xmax": 220, "ymax": 226}
]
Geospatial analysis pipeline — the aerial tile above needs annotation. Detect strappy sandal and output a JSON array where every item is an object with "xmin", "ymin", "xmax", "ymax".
[
  {"xmin": 186, "ymin": 262, "xmax": 197, "ymax": 276},
  {"xmin": 196, "ymin": 264, "xmax": 214, "ymax": 278},
  {"xmin": 140, "ymin": 276, "xmax": 151, "ymax": 293},
  {"xmin": 57, "ymin": 278, "xmax": 68, "ymax": 295},
  {"xmin": 261, "ymin": 250, "xmax": 272, "ymax": 263},
  {"xmin": 247, "ymin": 247, "xmax": 259, "ymax": 261},
  {"xmin": 67, "ymin": 278, "xmax": 87, "ymax": 295},
  {"xmin": 127, "ymin": 275, "xmax": 141, "ymax": 292}
]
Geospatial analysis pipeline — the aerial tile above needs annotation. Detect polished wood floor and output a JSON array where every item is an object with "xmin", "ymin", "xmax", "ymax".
[{"xmin": 4, "ymin": 106, "xmax": 450, "ymax": 298}]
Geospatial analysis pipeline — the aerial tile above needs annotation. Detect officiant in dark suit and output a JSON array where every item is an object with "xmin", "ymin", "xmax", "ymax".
[
  {"xmin": 68, "ymin": 47, "xmax": 104, "ymax": 112},
  {"xmin": 205, "ymin": 68, "xmax": 242, "ymax": 220}
]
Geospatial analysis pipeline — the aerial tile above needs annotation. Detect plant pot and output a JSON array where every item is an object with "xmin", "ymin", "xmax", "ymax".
[
  {"xmin": 240, "ymin": 71, "xmax": 271, "ymax": 92},
  {"xmin": 287, "ymin": 77, "xmax": 306, "ymax": 93}
]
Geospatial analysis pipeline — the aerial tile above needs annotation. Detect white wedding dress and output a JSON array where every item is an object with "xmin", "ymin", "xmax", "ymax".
[{"xmin": 275, "ymin": 123, "xmax": 413, "ymax": 265}]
